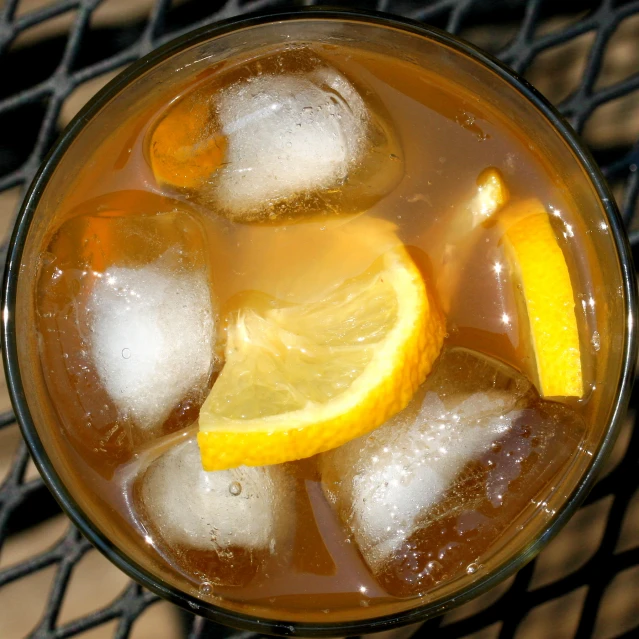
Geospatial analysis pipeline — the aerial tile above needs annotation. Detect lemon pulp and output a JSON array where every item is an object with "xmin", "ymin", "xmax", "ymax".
[{"xmin": 198, "ymin": 244, "xmax": 445, "ymax": 470}]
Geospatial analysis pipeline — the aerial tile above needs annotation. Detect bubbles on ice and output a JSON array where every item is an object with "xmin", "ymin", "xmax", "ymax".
[
  {"xmin": 87, "ymin": 264, "xmax": 214, "ymax": 430},
  {"xmin": 135, "ymin": 438, "xmax": 292, "ymax": 585},
  {"xmin": 149, "ymin": 49, "xmax": 404, "ymax": 222},
  {"xmin": 320, "ymin": 348, "xmax": 534, "ymax": 572}
]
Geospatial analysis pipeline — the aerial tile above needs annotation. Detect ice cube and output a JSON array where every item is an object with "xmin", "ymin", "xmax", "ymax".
[
  {"xmin": 320, "ymin": 348, "xmax": 533, "ymax": 572},
  {"xmin": 36, "ymin": 202, "xmax": 215, "ymax": 477},
  {"xmin": 376, "ymin": 393, "xmax": 584, "ymax": 597},
  {"xmin": 151, "ymin": 50, "xmax": 404, "ymax": 222},
  {"xmin": 213, "ymin": 65, "xmax": 368, "ymax": 217},
  {"xmin": 87, "ymin": 263, "xmax": 214, "ymax": 430},
  {"xmin": 137, "ymin": 439, "xmax": 289, "ymax": 551},
  {"xmin": 135, "ymin": 438, "xmax": 292, "ymax": 585}
]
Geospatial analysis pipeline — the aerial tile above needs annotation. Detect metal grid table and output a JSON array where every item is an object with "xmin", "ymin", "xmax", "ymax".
[{"xmin": 0, "ymin": 1, "xmax": 637, "ymax": 637}]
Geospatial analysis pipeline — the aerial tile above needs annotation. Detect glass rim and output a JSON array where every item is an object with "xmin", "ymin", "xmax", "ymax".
[{"xmin": 2, "ymin": 7, "xmax": 637, "ymax": 636}]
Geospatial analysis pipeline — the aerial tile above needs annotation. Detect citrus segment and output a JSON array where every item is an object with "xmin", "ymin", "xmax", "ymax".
[
  {"xmin": 198, "ymin": 245, "xmax": 445, "ymax": 471},
  {"xmin": 499, "ymin": 199, "xmax": 583, "ymax": 398}
]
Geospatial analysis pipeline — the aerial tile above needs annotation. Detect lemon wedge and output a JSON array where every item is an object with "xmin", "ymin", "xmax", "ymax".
[
  {"xmin": 470, "ymin": 167, "xmax": 510, "ymax": 228},
  {"xmin": 499, "ymin": 199, "xmax": 583, "ymax": 398},
  {"xmin": 198, "ymin": 245, "xmax": 445, "ymax": 471},
  {"xmin": 438, "ymin": 167, "xmax": 510, "ymax": 312}
]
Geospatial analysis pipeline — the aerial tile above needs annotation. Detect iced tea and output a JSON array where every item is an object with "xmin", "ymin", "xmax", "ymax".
[{"xmin": 29, "ymin": 36, "xmax": 606, "ymax": 623}]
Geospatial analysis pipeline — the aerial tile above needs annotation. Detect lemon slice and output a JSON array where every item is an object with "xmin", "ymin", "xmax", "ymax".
[
  {"xmin": 499, "ymin": 199, "xmax": 583, "ymax": 398},
  {"xmin": 198, "ymin": 246, "xmax": 445, "ymax": 471}
]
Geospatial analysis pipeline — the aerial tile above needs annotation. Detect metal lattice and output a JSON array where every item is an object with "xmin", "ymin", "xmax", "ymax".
[{"xmin": 0, "ymin": 1, "xmax": 638, "ymax": 637}]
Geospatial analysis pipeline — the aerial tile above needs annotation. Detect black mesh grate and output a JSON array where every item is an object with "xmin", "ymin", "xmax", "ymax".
[{"xmin": 0, "ymin": 1, "xmax": 638, "ymax": 637}]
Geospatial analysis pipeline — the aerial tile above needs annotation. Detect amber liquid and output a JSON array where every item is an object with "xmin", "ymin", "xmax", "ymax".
[{"xmin": 34, "ymin": 43, "xmax": 592, "ymax": 620}]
